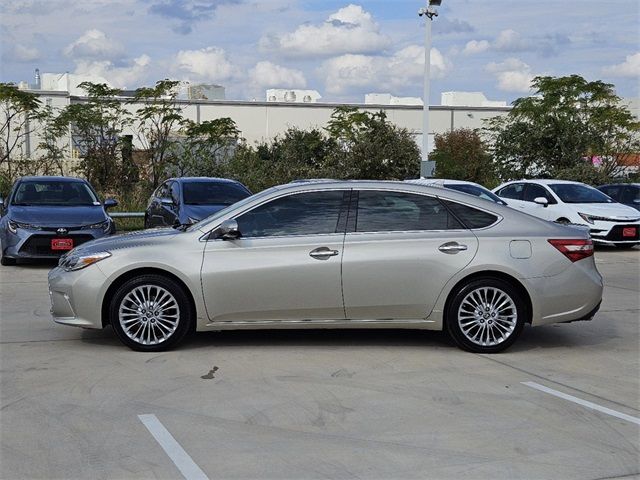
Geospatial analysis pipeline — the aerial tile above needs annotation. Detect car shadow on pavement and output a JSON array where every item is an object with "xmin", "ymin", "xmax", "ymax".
[{"xmin": 78, "ymin": 323, "xmax": 610, "ymax": 354}]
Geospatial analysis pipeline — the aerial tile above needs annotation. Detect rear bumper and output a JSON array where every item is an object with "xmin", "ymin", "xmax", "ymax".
[
  {"xmin": 525, "ymin": 258, "xmax": 603, "ymax": 326},
  {"xmin": 559, "ymin": 301, "xmax": 601, "ymax": 323}
]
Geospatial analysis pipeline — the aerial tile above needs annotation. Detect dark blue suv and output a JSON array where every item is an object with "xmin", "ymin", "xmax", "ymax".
[
  {"xmin": 144, "ymin": 177, "xmax": 251, "ymax": 228},
  {"xmin": 0, "ymin": 176, "xmax": 118, "ymax": 265}
]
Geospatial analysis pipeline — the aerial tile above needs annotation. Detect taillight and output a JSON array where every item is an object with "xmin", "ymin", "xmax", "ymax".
[{"xmin": 548, "ymin": 239, "xmax": 594, "ymax": 262}]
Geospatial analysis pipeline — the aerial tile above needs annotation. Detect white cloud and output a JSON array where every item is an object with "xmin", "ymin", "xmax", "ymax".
[
  {"xmin": 63, "ymin": 29, "xmax": 124, "ymax": 61},
  {"xmin": 486, "ymin": 58, "xmax": 535, "ymax": 92},
  {"xmin": 463, "ymin": 40, "xmax": 490, "ymax": 55},
  {"xmin": 260, "ymin": 4, "xmax": 390, "ymax": 58},
  {"xmin": 13, "ymin": 44, "xmax": 40, "ymax": 62},
  {"xmin": 73, "ymin": 54, "xmax": 152, "ymax": 89},
  {"xmin": 173, "ymin": 46, "xmax": 240, "ymax": 82},
  {"xmin": 322, "ymin": 46, "xmax": 451, "ymax": 95},
  {"xmin": 249, "ymin": 61, "xmax": 306, "ymax": 90},
  {"xmin": 494, "ymin": 29, "xmax": 529, "ymax": 52},
  {"xmin": 603, "ymin": 52, "xmax": 640, "ymax": 78}
]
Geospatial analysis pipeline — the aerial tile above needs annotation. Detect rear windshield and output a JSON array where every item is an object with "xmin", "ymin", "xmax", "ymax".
[
  {"xmin": 182, "ymin": 182, "xmax": 250, "ymax": 205},
  {"xmin": 11, "ymin": 180, "xmax": 99, "ymax": 206},
  {"xmin": 445, "ymin": 184, "xmax": 506, "ymax": 204},
  {"xmin": 549, "ymin": 184, "xmax": 613, "ymax": 204}
]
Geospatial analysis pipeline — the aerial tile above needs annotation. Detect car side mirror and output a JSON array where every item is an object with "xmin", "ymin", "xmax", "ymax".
[
  {"xmin": 216, "ymin": 219, "xmax": 241, "ymax": 240},
  {"xmin": 104, "ymin": 198, "xmax": 118, "ymax": 209},
  {"xmin": 534, "ymin": 197, "xmax": 549, "ymax": 207}
]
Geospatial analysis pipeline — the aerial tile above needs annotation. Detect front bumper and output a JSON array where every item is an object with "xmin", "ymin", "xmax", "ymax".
[
  {"xmin": 589, "ymin": 221, "xmax": 640, "ymax": 245},
  {"xmin": 48, "ymin": 264, "xmax": 107, "ymax": 329},
  {"xmin": 3, "ymin": 226, "xmax": 109, "ymax": 260}
]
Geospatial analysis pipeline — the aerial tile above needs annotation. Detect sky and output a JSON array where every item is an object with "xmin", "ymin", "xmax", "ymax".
[{"xmin": 1, "ymin": 0, "xmax": 638, "ymax": 104}]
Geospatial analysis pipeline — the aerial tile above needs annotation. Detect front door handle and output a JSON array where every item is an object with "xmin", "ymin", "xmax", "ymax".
[
  {"xmin": 438, "ymin": 242, "xmax": 468, "ymax": 254},
  {"xmin": 309, "ymin": 247, "xmax": 339, "ymax": 260}
]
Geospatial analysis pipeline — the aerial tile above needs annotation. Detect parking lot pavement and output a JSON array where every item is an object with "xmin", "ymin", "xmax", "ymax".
[{"xmin": 1, "ymin": 249, "xmax": 638, "ymax": 479}]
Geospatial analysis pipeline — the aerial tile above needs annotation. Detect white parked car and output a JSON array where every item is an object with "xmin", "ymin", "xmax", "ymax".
[
  {"xmin": 493, "ymin": 179, "xmax": 640, "ymax": 248},
  {"xmin": 406, "ymin": 179, "xmax": 507, "ymax": 205}
]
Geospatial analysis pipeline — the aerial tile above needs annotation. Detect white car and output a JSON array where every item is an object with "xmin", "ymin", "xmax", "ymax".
[
  {"xmin": 493, "ymin": 179, "xmax": 640, "ymax": 248},
  {"xmin": 406, "ymin": 179, "xmax": 507, "ymax": 205}
]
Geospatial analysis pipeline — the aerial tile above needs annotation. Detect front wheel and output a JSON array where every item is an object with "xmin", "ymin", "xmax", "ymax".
[
  {"xmin": 109, "ymin": 274, "xmax": 193, "ymax": 351},
  {"xmin": 446, "ymin": 277, "xmax": 526, "ymax": 353}
]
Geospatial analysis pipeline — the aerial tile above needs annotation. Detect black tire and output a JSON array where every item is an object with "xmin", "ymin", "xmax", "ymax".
[
  {"xmin": 1, "ymin": 255, "xmax": 16, "ymax": 266},
  {"xmin": 109, "ymin": 274, "xmax": 193, "ymax": 351},
  {"xmin": 445, "ymin": 277, "xmax": 526, "ymax": 353}
]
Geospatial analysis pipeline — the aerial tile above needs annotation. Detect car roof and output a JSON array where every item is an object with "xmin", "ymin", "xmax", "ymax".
[
  {"xmin": 599, "ymin": 183, "xmax": 640, "ymax": 187},
  {"xmin": 169, "ymin": 177, "xmax": 243, "ymax": 184},
  {"xmin": 406, "ymin": 178, "xmax": 483, "ymax": 187},
  {"xmin": 18, "ymin": 176, "xmax": 86, "ymax": 183},
  {"xmin": 503, "ymin": 179, "xmax": 584, "ymax": 186}
]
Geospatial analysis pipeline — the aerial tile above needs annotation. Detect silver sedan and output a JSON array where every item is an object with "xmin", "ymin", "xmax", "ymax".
[{"xmin": 48, "ymin": 181, "xmax": 603, "ymax": 353}]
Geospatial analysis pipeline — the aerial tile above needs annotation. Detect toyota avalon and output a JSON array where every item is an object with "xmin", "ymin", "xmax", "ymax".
[{"xmin": 49, "ymin": 181, "xmax": 603, "ymax": 353}]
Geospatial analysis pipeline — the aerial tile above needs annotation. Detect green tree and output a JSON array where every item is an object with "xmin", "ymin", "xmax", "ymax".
[
  {"xmin": 325, "ymin": 106, "xmax": 420, "ymax": 180},
  {"xmin": 224, "ymin": 128, "xmax": 336, "ymax": 192},
  {"xmin": 56, "ymin": 82, "xmax": 132, "ymax": 192},
  {"xmin": 174, "ymin": 118, "xmax": 240, "ymax": 176},
  {"xmin": 132, "ymin": 79, "xmax": 185, "ymax": 187},
  {"xmin": 431, "ymin": 128, "xmax": 497, "ymax": 186},
  {"xmin": 485, "ymin": 75, "xmax": 640, "ymax": 182},
  {"xmin": 0, "ymin": 83, "xmax": 41, "ymax": 180}
]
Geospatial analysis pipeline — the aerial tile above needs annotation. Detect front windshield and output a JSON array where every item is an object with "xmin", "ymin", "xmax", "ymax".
[
  {"xmin": 183, "ymin": 182, "xmax": 250, "ymax": 205},
  {"xmin": 549, "ymin": 184, "xmax": 614, "ymax": 204},
  {"xmin": 445, "ymin": 184, "xmax": 505, "ymax": 204},
  {"xmin": 11, "ymin": 180, "xmax": 99, "ymax": 206}
]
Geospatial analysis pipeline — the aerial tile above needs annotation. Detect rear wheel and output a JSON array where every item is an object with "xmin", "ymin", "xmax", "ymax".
[
  {"xmin": 446, "ymin": 277, "xmax": 526, "ymax": 353},
  {"xmin": 109, "ymin": 274, "xmax": 193, "ymax": 351}
]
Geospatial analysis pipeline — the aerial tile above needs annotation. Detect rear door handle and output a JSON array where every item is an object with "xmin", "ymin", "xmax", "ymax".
[
  {"xmin": 309, "ymin": 247, "xmax": 339, "ymax": 260},
  {"xmin": 438, "ymin": 242, "xmax": 468, "ymax": 254}
]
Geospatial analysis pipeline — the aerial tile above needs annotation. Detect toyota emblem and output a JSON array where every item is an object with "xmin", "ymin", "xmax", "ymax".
[{"xmin": 57, "ymin": 228, "xmax": 68, "ymax": 235}]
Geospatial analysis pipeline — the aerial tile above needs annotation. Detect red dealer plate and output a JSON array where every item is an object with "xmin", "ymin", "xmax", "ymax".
[
  {"xmin": 51, "ymin": 238, "xmax": 74, "ymax": 250},
  {"xmin": 623, "ymin": 227, "xmax": 637, "ymax": 238}
]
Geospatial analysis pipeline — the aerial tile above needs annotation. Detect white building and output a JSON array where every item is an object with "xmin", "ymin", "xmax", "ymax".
[
  {"xmin": 365, "ymin": 93, "xmax": 423, "ymax": 106},
  {"xmin": 441, "ymin": 91, "xmax": 507, "ymax": 108}
]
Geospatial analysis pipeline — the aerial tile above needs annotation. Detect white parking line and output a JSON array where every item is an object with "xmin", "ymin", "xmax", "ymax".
[
  {"xmin": 138, "ymin": 414, "xmax": 209, "ymax": 480},
  {"xmin": 522, "ymin": 382, "xmax": 640, "ymax": 426}
]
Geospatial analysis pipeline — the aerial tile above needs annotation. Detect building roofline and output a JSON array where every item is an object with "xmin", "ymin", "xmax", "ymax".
[{"xmin": 22, "ymin": 89, "xmax": 513, "ymax": 111}]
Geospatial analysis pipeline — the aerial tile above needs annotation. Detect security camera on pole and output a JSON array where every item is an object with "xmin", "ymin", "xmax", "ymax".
[{"xmin": 418, "ymin": 0, "xmax": 441, "ymax": 178}]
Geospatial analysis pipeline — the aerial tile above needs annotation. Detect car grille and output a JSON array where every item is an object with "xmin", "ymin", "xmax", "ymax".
[
  {"xmin": 19, "ymin": 234, "xmax": 94, "ymax": 256},
  {"xmin": 599, "ymin": 225, "xmax": 640, "ymax": 242}
]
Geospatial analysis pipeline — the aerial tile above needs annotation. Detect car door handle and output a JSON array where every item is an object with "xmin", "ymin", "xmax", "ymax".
[
  {"xmin": 438, "ymin": 242, "xmax": 468, "ymax": 254},
  {"xmin": 309, "ymin": 247, "xmax": 339, "ymax": 260}
]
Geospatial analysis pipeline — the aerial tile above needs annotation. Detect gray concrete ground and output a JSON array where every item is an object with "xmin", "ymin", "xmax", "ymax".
[{"xmin": 1, "ymin": 248, "xmax": 639, "ymax": 480}]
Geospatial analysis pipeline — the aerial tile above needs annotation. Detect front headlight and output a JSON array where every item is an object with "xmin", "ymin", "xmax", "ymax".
[
  {"xmin": 578, "ymin": 213, "xmax": 595, "ymax": 225},
  {"xmin": 8, "ymin": 220, "xmax": 40, "ymax": 234},
  {"xmin": 82, "ymin": 219, "xmax": 111, "ymax": 232},
  {"xmin": 59, "ymin": 251, "xmax": 111, "ymax": 272}
]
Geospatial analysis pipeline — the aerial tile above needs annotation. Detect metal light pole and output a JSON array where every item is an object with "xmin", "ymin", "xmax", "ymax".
[{"xmin": 418, "ymin": 0, "xmax": 441, "ymax": 178}]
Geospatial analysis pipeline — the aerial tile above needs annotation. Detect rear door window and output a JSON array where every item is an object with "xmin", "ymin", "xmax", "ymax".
[
  {"xmin": 355, "ymin": 191, "xmax": 462, "ymax": 232},
  {"xmin": 496, "ymin": 183, "xmax": 524, "ymax": 200}
]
